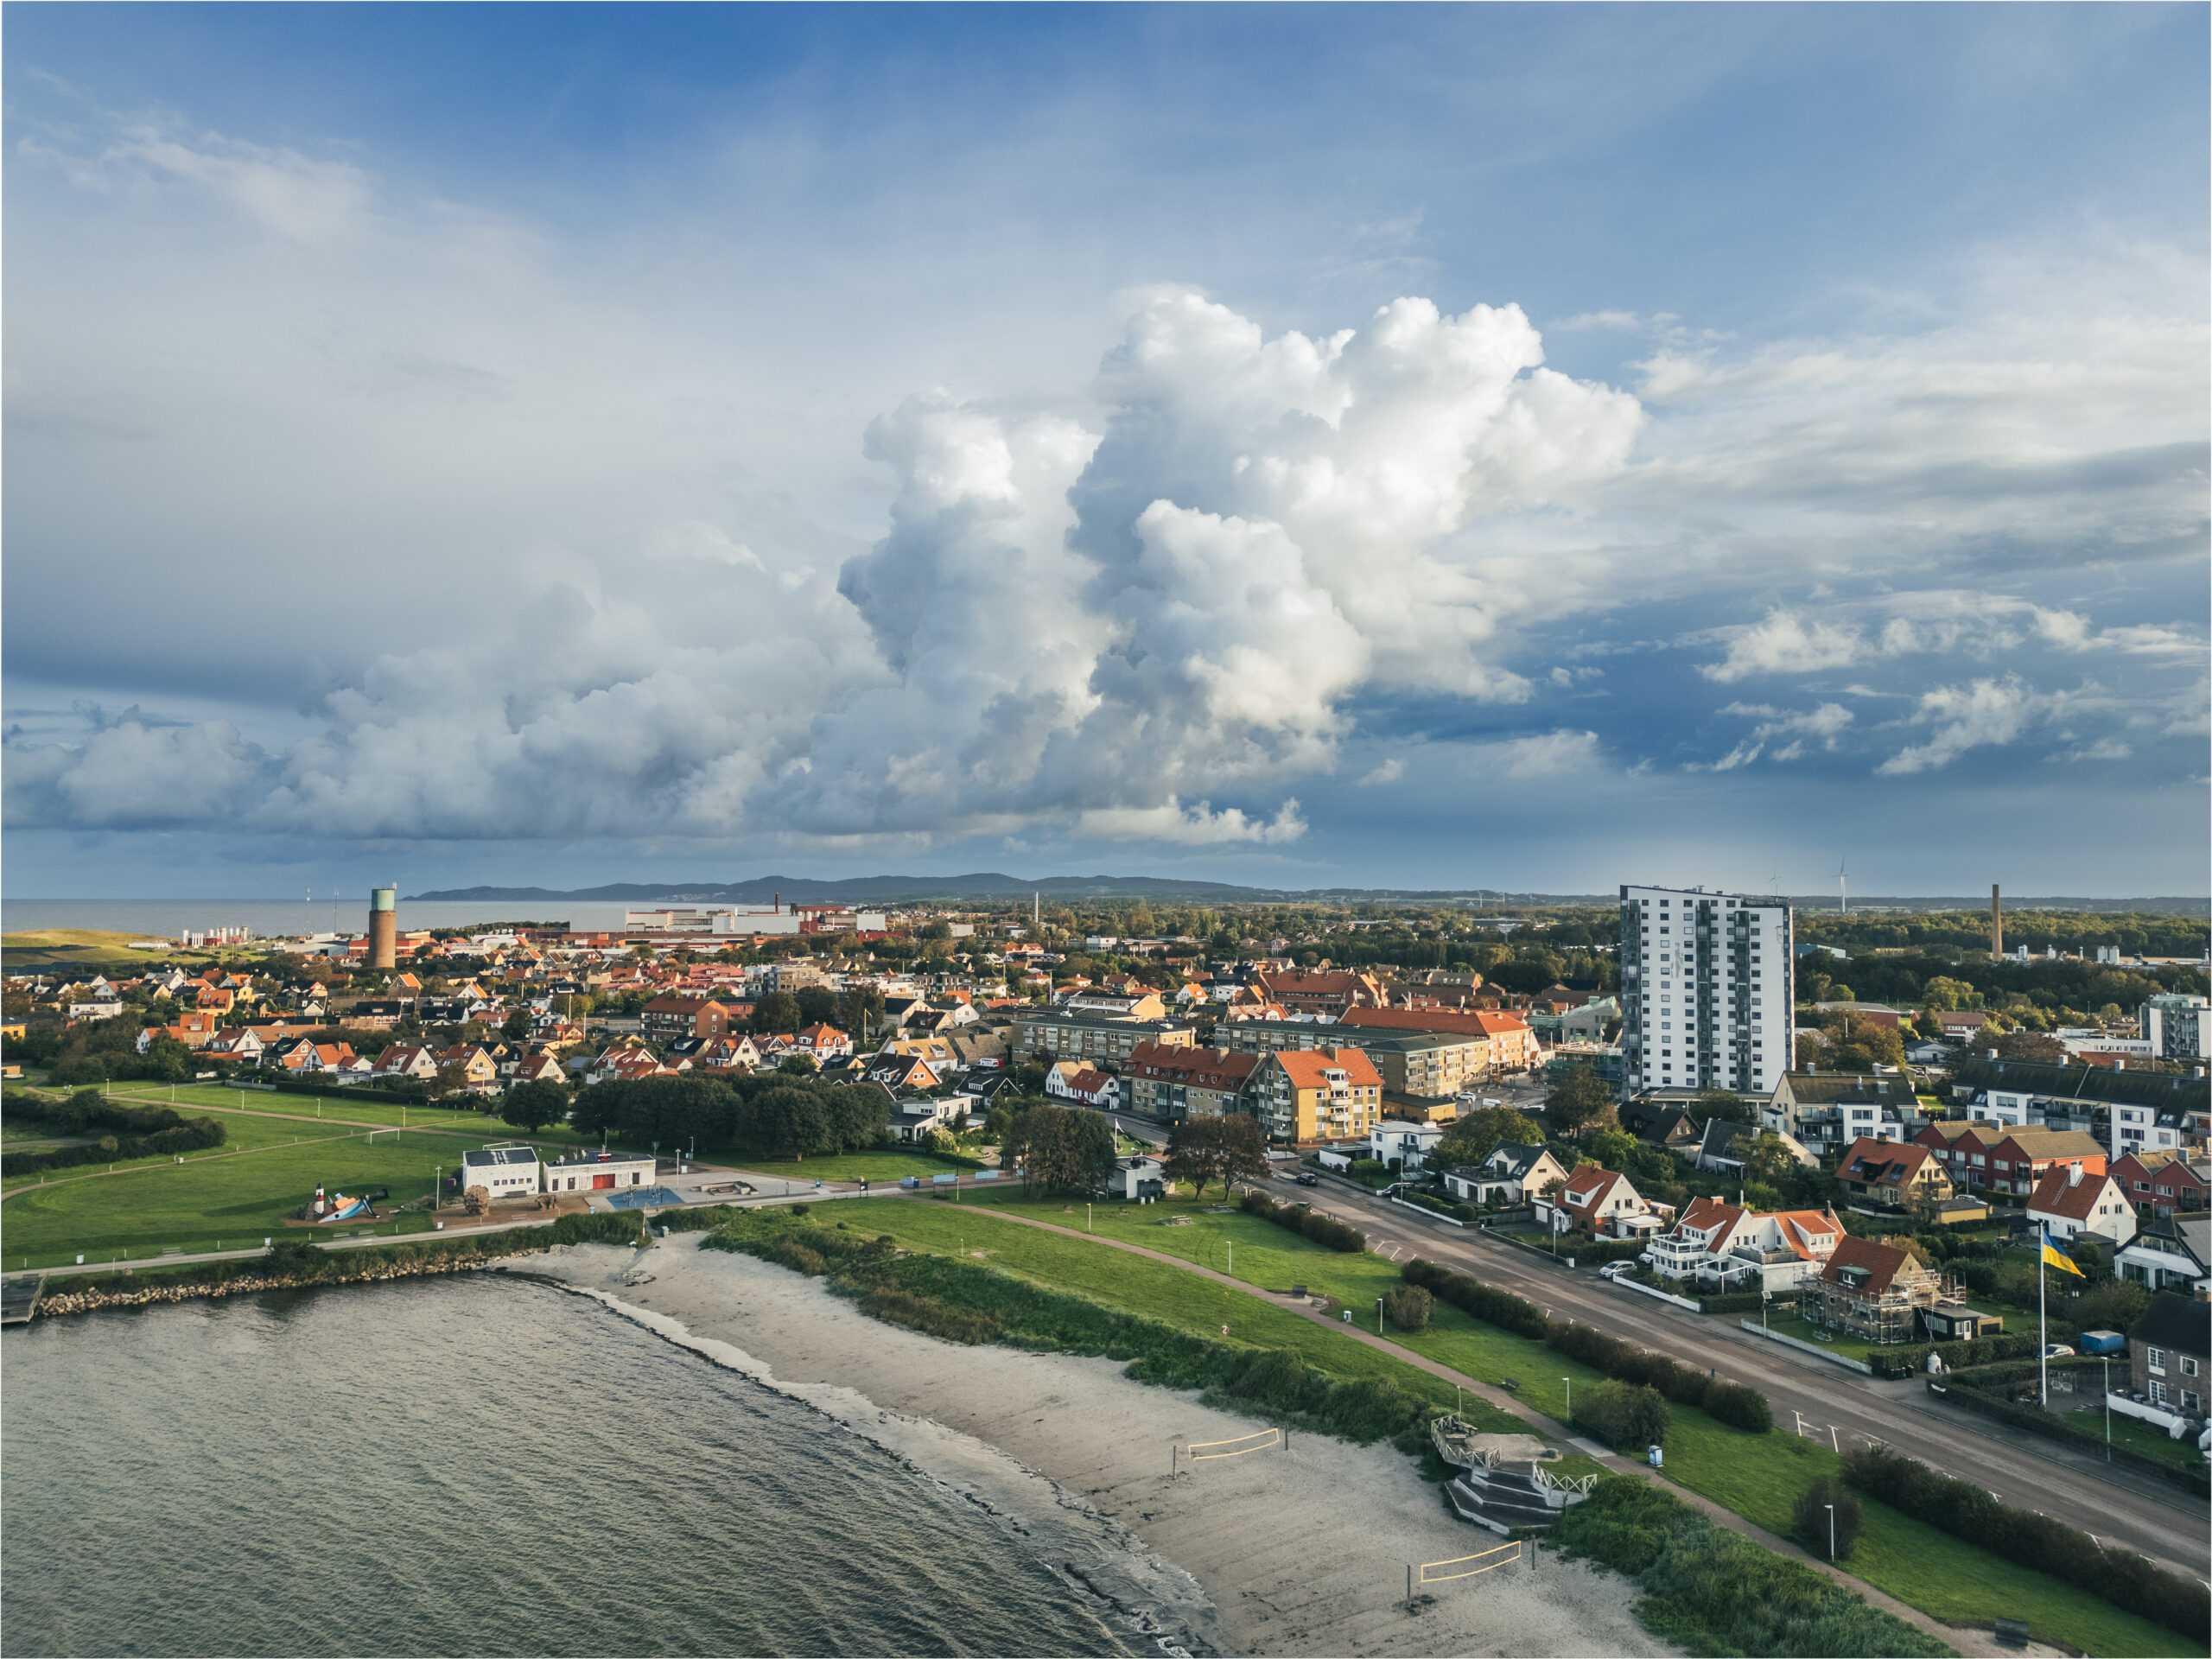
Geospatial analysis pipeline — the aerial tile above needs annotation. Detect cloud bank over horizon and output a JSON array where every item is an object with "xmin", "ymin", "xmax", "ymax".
[{"xmin": 3, "ymin": 7, "xmax": 2206, "ymax": 897}]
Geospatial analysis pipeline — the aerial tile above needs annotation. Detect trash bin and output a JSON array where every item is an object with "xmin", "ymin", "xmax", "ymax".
[{"xmin": 1648, "ymin": 1445, "xmax": 1663, "ymax": 1469}]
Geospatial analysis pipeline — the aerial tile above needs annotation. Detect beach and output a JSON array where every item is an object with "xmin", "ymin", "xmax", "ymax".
[{"xmin": 529, "ymin": 1234, "xmax": 1670, "ymax": 1658}]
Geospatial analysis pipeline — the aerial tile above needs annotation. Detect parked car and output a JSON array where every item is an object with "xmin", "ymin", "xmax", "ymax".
[
  {"xmin": 1294, "ymin": 1172, "xmax": 1319, "ymax": 1187},
  {"xmin": 1598, "ymin": 1262, "xmax": 1633, "ymax": 1281},
  {"xmin": 2041, "ymin": 1343, "xmax": 2076, "ymax": 1359}
]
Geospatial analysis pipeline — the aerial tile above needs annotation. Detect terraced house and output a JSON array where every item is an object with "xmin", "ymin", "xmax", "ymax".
[
  {"xmin": 1248, "ymin": 1046, "xmax": 1382, "ymax": 1143},
  {"xmin": 1119, "ymin": 1040, "xmax": 1258, "ymax": 1122}
]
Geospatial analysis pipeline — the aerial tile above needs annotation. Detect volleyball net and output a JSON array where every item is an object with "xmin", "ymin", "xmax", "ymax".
[
  {"xmin": 1418, "ymin": 1540, "xmax": 1522, "ymax": 1584},
  {"xmin": 1185, "ymin": 1427, "xmax": 1281, "ymax": 1460}
]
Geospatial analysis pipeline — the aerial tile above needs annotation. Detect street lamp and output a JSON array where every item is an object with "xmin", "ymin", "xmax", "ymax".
[
  {"xmin": 1824, "ymin": 1503, "xmax": 1836, "ymax": 1561},
  {"xmin": 1376, "ymin": 1296, "xmax": 1384, "ymax": 1335},
  {"xmin": 1562, "ymin": 1376, "xmax": 1572, "ymax": 1415}
]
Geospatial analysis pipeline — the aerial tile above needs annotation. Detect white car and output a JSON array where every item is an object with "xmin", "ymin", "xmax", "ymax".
[{"xmin": 1598, "ymin": 1262, "xmax": 1634, "ymax": 1280}]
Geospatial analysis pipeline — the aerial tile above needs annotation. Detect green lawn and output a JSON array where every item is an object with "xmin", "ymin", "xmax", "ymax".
[
  {"xmin": 829, "ymin": 1190, "xmax": 2197, "ymax": 1658},
  {"xmin": 92, "ymin": 1083, "xmax": 610, "ymax": 1147},
  {"xmin": 2061, "ymin": 1405, "xmax": 2211, "ymax": 1472},
  {"xmin": 729, "ymin": 1148, "xmax": 986, "ymax": 1184},
  {"xmin": 0, "ymin": 1121, "xmax": 520, "ymax": 1268},
  {"xmin": 1758, "ymin": 1310, "xmax": 1891, "ymax": 1363}
]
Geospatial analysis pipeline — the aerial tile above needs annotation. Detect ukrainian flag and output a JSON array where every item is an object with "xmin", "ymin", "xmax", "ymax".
[{"xmin": 2041, "ymin": 1229, "xmax": 2086, "ymax": 1278}]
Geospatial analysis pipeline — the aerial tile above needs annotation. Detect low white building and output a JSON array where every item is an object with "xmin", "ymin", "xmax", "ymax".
[
  {"xmin": 540, "ymin": 1149, "xmax": 657, "ymax": 1193},
  {"xmin": 1107, "ymin": 1156, "xmax": 1166, "ymax": 1200},
  {"xmin": 1440, "ymin": 1143, "xmax": 1569, "ymax": 1208},
  {"xmin": 1369, "ymin": 1120, "xmax": 1446, "ymax": 1173},
  {"xmin": 460, "ymin": 1144, "xmax": 543, "ymax": 1198}
]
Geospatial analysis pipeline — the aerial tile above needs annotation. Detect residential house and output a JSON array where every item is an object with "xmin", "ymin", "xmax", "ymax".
[
  {"xmin": 1834, "ymin": 1137, "xmax": 1954, "ymax": 1210},
  {"xmin": 2116, "ymin": 1217, "xmax": 2212, "ymax": 1296},
  {"xmin": 1948, "ymin": 1054, "xmax": 2209, "ymax": 1153},
  {"xmin": 1244, "ymin": 969, "xmax": 1386, "ymax": 1018},
  {"xmin": 1646, "ymin": 1197, "xmax": 1846, "ymax": 1291},
  {"xmin": 1369, "ymin": 1119, "xmax": 1447, "ymax": 1173},
  {"xmin": 587, "ymin": 1046, "xmax": 671, "ymax": 1084},
  {"xmin": 1768, "ymin": 1071, "xmax": 1923, "ymax": 1153},
  {"xmin": 373, "ymin": 1044, "xmax": 440, "ymax": 1079},
  {"xmin": 435, "ymin": 1044, "xmax": 503, "ymax": 1090},
  {"xmin": 1618, "ymin": 1098, "xmax": 1706, "ymax": 1154},
  {"xmin": 1119, "ymin": 1041, "xmax": 1258, "ymax": 1122},
  {"xmin": 683, "ymin": 1034, "xmax": 764, "ymax": 1072},
  {"xmin": 1535, "ymin": 1164, "xmax": 1668, "ymax": 1239},
  {"xmin": 866, "ymin": 1052, "xmax": 942, "ymax": 1093},
  {"xmin": 1440, "ymin": 1143, "xmax": 1569, "ymax": 1208},
  {"xmin": 794, "ymin": 1023, "xmax": 853, "ymax": 1060},
  {"xmin": 1107, "ymin": 1155, "xmax": 1167, "ymax": 1200},
  {"xmin": 2026, "ymin": 1163, "xmax": 2135, "ymax": 1247},
  {"xmin": 281, "ymin": 1042, "xmax": 371, "ymax": 1079},
  {"xmin": 1248, "ymin": 1047, "xmax": 1384, "ymax": 1143},
  {"xmin": 1982, "ymin": 1128, "xmax": 2106, "ymax": 1199},
  {"xmin": 888, "ymin": 1092, "xmax": 965, "ymax": 1142},
  {"xmin": 1060, "ymin": 988, "xmax": 1169, "ymax": 1021},
  {"xmin": 2111, "ymin": 1151, "xmax": 2210, "ymax": 1220},
  {"xmin": 2128, "ymin": 1296, "xmax": 2211, "ymax": 1419},
  {"xmin": 509, "ymin": 1050, "xmax": 568, "ymax": 1086},
  {"xmin": 202, "ymin": 1027, "xmax": 265, "ymax": 1062},
  {"xmin": 1046, "ymin": 1063, "xmax": 1118, "ymax": 1107},
  {"xmin": 877, "ymin": 1035, "xmax": 961, "ymax": 1076},
  {"xmin": 1809, "ymin": 1235, "xmax": 1943, "ymax": 1344},
  {"xmin": 1911, "ymin": 1119, "xmax": 2004, "ymax": 1191}
]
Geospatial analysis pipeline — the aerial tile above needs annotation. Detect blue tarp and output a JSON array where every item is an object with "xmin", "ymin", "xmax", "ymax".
[{"xmin": 607, "ymin": 1186, "xmax": 686, "ymax": 1209}]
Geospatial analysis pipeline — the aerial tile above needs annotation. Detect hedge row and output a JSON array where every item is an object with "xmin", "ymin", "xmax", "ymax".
[
  {"xmin": 1864, "ymin": 1330, "xmax": 2042, "ymax": 1380},
  {"xmin": 1840, "ymin": 1445, "xmax": 2209, "ymax": 1643},
  {"xmin": 1399, "ymin": 1255, "xmax": 1550, "ymax": 1339},
  {"xmin": 1238, "ymin": 1189, "xmax": 1366, "ymax": 1252},
  {"xmin": 1572, "ymin": 1380, "xmax": 1670, "ymax": 1448},
  {"xmin": 1548, "ymin": 1478, "xmax": 1948, "ymax": 1657},
  {"xmin": 1395, "ymin": 1189, "xmax": 1471, "ymax": 1224},
  {"xmin": 1548, "ymin": 1316, "xmax": 1774, "ymax": 1433},
  {"xmin": 0, "ymin": 1090, "xmax": 227, "ymax": 1176}
]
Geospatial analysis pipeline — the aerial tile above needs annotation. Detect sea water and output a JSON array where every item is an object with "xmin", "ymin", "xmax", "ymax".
[{"xmin": 0, "ymin": 1277, "xmax": 1181, "ymax": 1656}]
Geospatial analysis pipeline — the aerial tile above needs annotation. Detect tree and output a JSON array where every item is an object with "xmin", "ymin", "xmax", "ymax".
[
  {"xmin": 1589, "ymin": 1126, "xmax": 1640, "ymax": 1173},
  {"xmin": 752, "ymin": 991, "xmax": 801, "ymax": 1035},
  {"xmin": 794, "ymin": 986, "xmax": 839, "ymax": 1027},
  {"xmin": 501, "ymin": 1079, "xmax": 569, "ymax": 1136},
  {"xmin": 1004, "ymin": 1103, "xmax": 1116, "ymax": 1195},
  {"xmin": 754, "ymin": 1085, "xmax": 830, "ymax": 1160},
  {"xmin": 778, "ymin": 1052, "xmax": 819, "ymax": 1076},
  {"xmin": 501, "ymin": 1008, "xmax": 533, "ymax": 1041},
  {"xmin": 427, "ymin": 1061, "xmax": 470, "ymax": 1101},
  {"xmin": 1992, "ymin": 1028, "xmax": 2067, "ymax": 1065},
  {"xmin": 1433, "ymin": 1105, "xmax": 1545, "ymax": 1168},
  {"xmin": 1162, "ymin": 1115, "xmax": 1269, "ymax": 1198},
  {"xmin": 1736, "ymin": 1131, "xmax": 1799, "ymax": 1188},
  {"xmin": 1544, "ymin": 1063, "xmax": 1612, "ymax": 1138},
  {"xmin": 1697, "ymin": 1089, "xmax": 1753, "ymax": 1125},
  {"xmin": 839, "ymin": 987, "xmax": 886, "ymax": 1037}
]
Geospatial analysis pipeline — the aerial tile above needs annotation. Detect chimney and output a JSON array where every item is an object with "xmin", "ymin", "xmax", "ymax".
[
  {"xmin": 1990, "ymin": 885, "xmax": 2003, "ymax": 956},
  {"xmin": 2068, "ymin": 1162, "xmax": 2082, "ymax": 1186}
]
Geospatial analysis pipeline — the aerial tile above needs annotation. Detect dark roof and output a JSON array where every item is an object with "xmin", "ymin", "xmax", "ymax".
[
  {"xmin": 1482, "ymin": 1142, "xmax": 1551, "ymax": 1179},
  {"xmin": 1620, "ymin": 1099, "xmax": 1700, "ymax": 1141},
  {"xmin": 1696, "ymin": 1119, "xmax": 1747, "ymax": 1163},
  {"xmin": 1784, "ymin": 1072, "xmax": 1912, "ymax": 1105},
  {"xmin": 1949, "ymin": 1057, "xmax": 2209, "ymax": 1114},
  {"xmin": 2127, "ymin": 1294, "xmax": 2211, "ymax": 1358}
]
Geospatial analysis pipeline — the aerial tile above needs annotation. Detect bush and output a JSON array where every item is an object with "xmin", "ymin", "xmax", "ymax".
[
  {"xmin": 1399, "ymin": 1256, "xmax": 1549, "ymax": 1339},
  {"xmin": 1382, "ymin": 1285, "xmax": 1432, "ymax": 1332},
  {"xmin": 1841, "ymin": 1445, "xmax": 2209, "ymax": 1642},
  {"xmin": 1793, "ymin": 1476, "xmax": 1861, "ymax": 1560},
  {"xmin": 1701, "ymin": 1379, "xmax": 1773, "ymax": 1433},
  {"xmin": 1572, "ymin": 1380, "xmax": 1671, "ymax": 1449},
  {"xmin": 1238, "ymin": 1188, "xmax": 1365, "ymax": 1252}
]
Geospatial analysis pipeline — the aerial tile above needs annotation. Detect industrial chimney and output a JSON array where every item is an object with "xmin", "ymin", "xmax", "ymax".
[
  {"xmin": 1990, "ymin": 885, "xmax": 2003, "ymax": 957},
  {"xmin": 368, "ymin": 886, "xmax": 397, "ymax": 969}
]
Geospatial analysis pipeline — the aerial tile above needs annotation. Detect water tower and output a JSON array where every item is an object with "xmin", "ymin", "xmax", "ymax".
[{"xmin": 368, "ymin": 887, "xmax": 397, "ymax": 969}]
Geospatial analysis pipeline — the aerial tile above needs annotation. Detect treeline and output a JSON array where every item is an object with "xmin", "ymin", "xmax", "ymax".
[
  {"xmin": 1238, "ymin": 1188, "xmax": 1366, "ymax": 1252},
  {"xmin": 1841, "ymin": 1445, "xmax": 2207, "ymax": 1643},
  {"xmin": 1, "ymin": 1089, "xmax": 226, "ymax": 1176},
  {"xmin": 1398, "ymin": 1256, "xmax": 1771, "ymax": 1436},
  {"xmin": 1800, "ymin": 907, "xmax": 2209, "ymax": 960},
  {"xmin": 569, "ymin": 1073, "xmax": 889, "ymax": 1160},
  {"xmin": 697, "ymin": 1205, "xmax": 1478, "ymax": 1455},
  {"xmin": 1549, "ymin": 1478, "xmax": 1948, "ymax": 1657}
]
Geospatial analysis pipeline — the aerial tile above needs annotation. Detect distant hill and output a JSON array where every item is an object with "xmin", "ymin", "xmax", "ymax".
[{"xmin": 402, "ymin": 875, "xmax": 2206, "ymax": 914}]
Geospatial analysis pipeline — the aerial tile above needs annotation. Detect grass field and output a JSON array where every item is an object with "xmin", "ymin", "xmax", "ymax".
[
  {"xmin": 727, "ymin": 1148, "xmax": 987, "ymax": 1185},
  {"xmin": 0, "ymin": 929, "xmax": 219, "ymax": 969},
  {"xmin": 1758, "ymin": 1310, "xmax": 1890, "ymax": 1363},
  {"xmin": 826, "ymin": 1189, "xmax": 2198, "ymax": 1658},
  {"xmin": 2061, "ymin": 1404, "xmax": 2210, "ymax": 1471},
  {"xmin": 0, "ymin": 1118, "xmax": 519, "ymax": 1268}
]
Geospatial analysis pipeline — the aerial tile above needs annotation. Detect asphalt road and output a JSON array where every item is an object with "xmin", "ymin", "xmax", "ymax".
[{"xmin": 1306, "ymin": 1174, "xmax": 2210, "ymax": 1583}]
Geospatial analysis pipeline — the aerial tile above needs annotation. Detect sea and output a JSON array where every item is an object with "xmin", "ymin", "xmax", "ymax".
[
  {"xmin": 0, "ymin": 1276, "xmax": 1200, "ymax": 1657},
  {"xmin": 1, "ymin": 899, "xmax": 639, "ymax": 942}
]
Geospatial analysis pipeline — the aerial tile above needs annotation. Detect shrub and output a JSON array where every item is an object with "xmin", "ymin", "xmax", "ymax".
[
  {"xmin": 1382, "ymin": 1285, "xmax": 1432, "ymax": 1332},
  {"xmin": 1399, "ymin": 1256, "xmax": 1549, "ymax": 1339},
  {"xmin": 1792, "ymin": 1476, "xmax": 1861, "ymax": 1560},
  {"xmin": 1701, "ymin": 1379, "xmax": 1773, "ymax": 1433},
  {"xmin": 1572, "ymin": 1380, "xmax": 1670, "ymax": 1449}
]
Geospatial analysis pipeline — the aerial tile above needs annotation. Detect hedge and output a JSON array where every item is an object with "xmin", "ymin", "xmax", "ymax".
[
  {"xmin": 1399, "ymin": 1255, "xmax": 1550, "ymax": 1339},
  {"xmin": 1238, "ymin": 1188, "xmax": 1366, "ymax": 1252},
  {"xmin": 1934, "ymin": 1368, "xmax": 2209, "ymax": 1497},
  {"xmin": 1840, "ymin": 1445, "xmax": 2209, "ymax": 1643},
  {"xmin": 1573, "ymin": 1380, "xmax": 1671, "ymax": 1448},
  {"xmin": 0, "ymin": 1090, "xmax": 228, "ymax": 1176},
  {"xmin": 1865, "ymin": 1330, "xmax": 2042, "ymax": 1380}
]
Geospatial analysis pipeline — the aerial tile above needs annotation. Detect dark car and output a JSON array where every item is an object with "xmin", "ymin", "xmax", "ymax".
[{"xmin": 1294, "ymin": 1172, "xmax": 1319, "ymax": 1187}]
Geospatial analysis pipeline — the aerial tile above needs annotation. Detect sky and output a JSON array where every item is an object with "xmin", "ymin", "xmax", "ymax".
[{"xmin": 4, "ymin": 3, "xmax": 2207, "ymax": 900}]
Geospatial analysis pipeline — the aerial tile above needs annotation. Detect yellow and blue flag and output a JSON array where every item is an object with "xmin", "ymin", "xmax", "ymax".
[{"xmin": 2041, "ymin": 1229, "xmax": 2086, "ymax": 1278}]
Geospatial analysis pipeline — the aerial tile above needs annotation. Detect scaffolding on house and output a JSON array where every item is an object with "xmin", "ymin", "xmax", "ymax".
[{"xmin": 1808, "ymin": 1259, "xmax": 1950, "ymax": 1344}]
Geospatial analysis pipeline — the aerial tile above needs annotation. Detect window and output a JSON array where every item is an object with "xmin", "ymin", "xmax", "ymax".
[
  {"xmin": 2148, "ymin": 1347, "xmax": 2166, "ymax": 1372},
  {"xmin": 2187, "ymin": 1391, "xmax": 2204, "ymax": 1414},
  {"xmin": 2183, "ymin": 1356, "xmax": 2202, "ymax": 1378},
  {"xmin": 2149, "ymin": 1380, "xmax": 2168, "ymax": 1406}
]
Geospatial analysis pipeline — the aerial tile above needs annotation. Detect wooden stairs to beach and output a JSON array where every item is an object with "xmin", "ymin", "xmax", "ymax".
[{"xmin": 1444, "ymin": 1462, "xmax": 1592, "ymax": 1535}]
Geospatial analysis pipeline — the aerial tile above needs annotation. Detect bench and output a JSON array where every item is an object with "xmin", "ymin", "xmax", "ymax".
[{"xmin": 1499, "ymin": 1377, "xmax": 1521, "ymax": 1394}]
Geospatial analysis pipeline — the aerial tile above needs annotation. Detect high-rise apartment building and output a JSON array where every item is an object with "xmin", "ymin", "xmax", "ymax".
[{"xmin": 1619, "ymin": 885, "xmax": 1794, "ymax": 1096}]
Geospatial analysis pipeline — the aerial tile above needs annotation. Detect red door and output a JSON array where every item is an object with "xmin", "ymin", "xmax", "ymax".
[{"xmin": 592, "ymin": 1173, "xmax": 614, "ymax": 1190}]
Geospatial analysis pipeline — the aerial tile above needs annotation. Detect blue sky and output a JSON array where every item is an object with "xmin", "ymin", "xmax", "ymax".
[{"xmin": 4, "ymin": 4, "xmax": 2206, "ymax": 899}]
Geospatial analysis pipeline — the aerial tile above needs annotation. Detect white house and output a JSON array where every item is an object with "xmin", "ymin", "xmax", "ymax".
[
  {"xmin": 1107, "ymin": 1156, "xmax": 1166, "ymax": 1200},
  {"xmin": 459, "ymin": 1143, "xmax": 543, "ymax": 1198},
  {"xmin": 1535, "ymin": 1165, "xmax": 1669, "ymax": 1239},
  {"xmin": 2116, "ymin": 1217, "xmax": 2212, "ymax": 1295},
  {"xmin": 1645, "ymin": 1197, "xmax": 1846, "ymax": 1291},
  {"xmin": 1045, "ymin": 1062, "xmax": 1117, "ymax": 1107},
  {"xmin": 1440, "ymin": 1143, "xmax": 1569, "ymax": 1207},
  {"xmin": 1369, "ymin": 1120, "xmax": 1447, "ymax": 1173},
  {"xmin": 2026, "ymin": 1163, "xmax": 2136, "ymax": 1246}
]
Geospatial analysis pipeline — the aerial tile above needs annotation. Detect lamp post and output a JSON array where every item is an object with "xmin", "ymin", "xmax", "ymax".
[
  {"xmin": 1825, "ymin": 1503, "xmax": 1836, "ymax": 1561},
  {"xmin": 1562, "ymin": 1376, "xmax": 1572, "ymax": 1416},
  {"xmin": 2102, "ymin": 1355, "xmax": 2112, "ymax": 1459},
  {"xmin": 1376, "ymin": 1296, "xmax": 1384, "ymax": 1335}
]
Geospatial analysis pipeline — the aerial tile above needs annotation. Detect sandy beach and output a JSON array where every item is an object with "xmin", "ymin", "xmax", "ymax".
[{"xmin": 525, "ymin": 1234, "xmax": 1669, "ymax": 1658}]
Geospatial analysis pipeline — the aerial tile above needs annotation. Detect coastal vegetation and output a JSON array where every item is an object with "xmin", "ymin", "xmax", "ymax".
[{"xmin": 1549, "ymin": 1478, "xmax": 1948, "ymax": 1658}]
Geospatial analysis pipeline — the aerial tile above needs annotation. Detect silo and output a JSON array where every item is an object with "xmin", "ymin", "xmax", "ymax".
[{"xmin": 368, "ymin": 887, "xmax": 398, "ymax": 968}]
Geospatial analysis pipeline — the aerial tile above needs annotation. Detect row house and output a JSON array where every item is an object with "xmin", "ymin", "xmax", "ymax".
[
  {"xmin": 1646, "ymin": 1197, "xmax": 1846, "ymax": 1291},
  {"xmin": 1534, "ymin": 1163, "xmax": 1669, "ymax": 1239},
  {"xmin": 2130, "ymin": 1296, "xmax": 2210, "ymax": 1421},
  {"xmin": 1243, "ymin": 969, "xmax": 1386, "ymax": 1018},
  {"xmin": 1249, "ymin": 1047, "xmax": 1383, "ymax": 1144},
  {"xmin": 2025, "ymin": 1162, "xmax": 2136, "ymax": 1247},
  {"xmin": 1440, "ymin": 1143, "xmax": 1570, "ymax": 1208},
  {"xmin": 1909, "ymin": 1121, "xmax": 2106, "ymax": 1198},
  {"xmin": 1059, "ymin": 988, "xmax": 1169, "ymax": 1021},
  {"xmin": 2111, "ymin": 1150, "xmax": 2211, "ymax": 1219},
  {"xmin": 1948, "ymin": 1055, "xmax": 2209, "ymax": 1153},
  {"xmin": 1011, "ymin": 1010, "xmax": 1197, "ymax": 1065},
  {"xmin": 1119, "ymin": 1041, "xmax": 1259, "ymax": 1122}
]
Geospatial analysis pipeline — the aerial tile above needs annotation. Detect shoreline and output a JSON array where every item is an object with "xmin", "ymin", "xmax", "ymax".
[{"xmin": 525, "ymin": 1235, "xmax": 1669, "ymax": 1659}]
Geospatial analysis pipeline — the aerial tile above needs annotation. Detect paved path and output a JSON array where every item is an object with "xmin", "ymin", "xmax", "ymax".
[{"xmin": 946, "ymin": 1200, "xmax": 2017, "ymax": 1658}]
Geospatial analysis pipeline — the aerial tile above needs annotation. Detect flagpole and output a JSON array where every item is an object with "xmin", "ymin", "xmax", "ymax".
[{"xmin": 2038, "ymin": 1229, "xmax": 2048, "ymax": 1408}]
